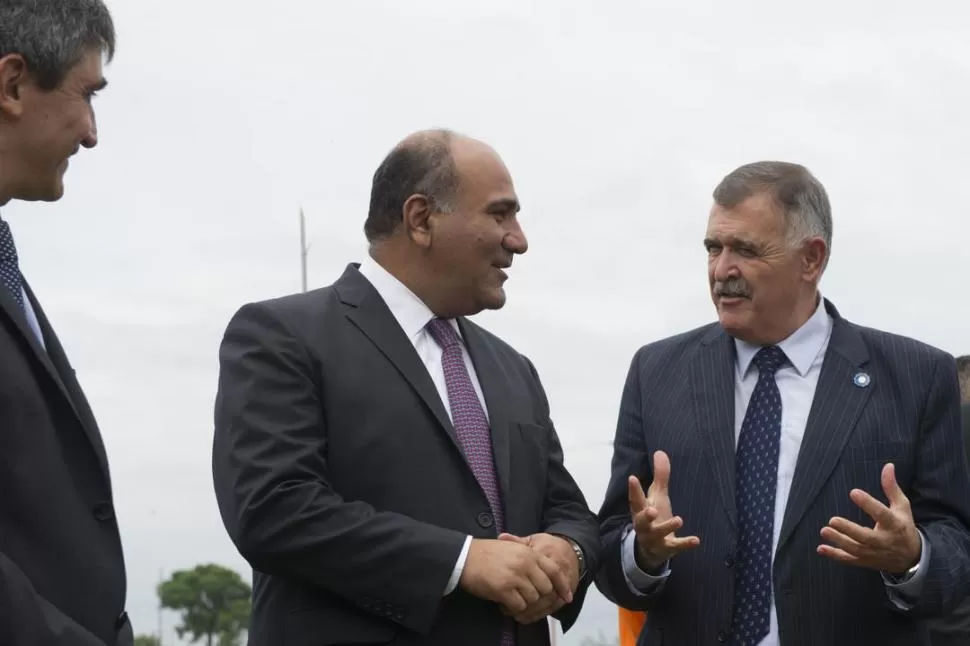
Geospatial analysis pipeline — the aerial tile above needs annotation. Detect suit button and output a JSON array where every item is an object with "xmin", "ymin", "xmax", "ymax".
[
  {"xmin": 92, "ymin": 502, "xmax": 114, "ymax": 521},
  {"xmin": 476, "ymin": 512, "xmax": 494, "ymax": 528},
  {"xmin": 717, "ymin": 630, "xmax": 728, "ymax": 642},
  {"xmin": 724, "ymin": 554, "xmax": 735, "ymax": 567}
]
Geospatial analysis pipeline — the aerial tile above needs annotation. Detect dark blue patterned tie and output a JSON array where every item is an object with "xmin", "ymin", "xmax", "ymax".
[
  {"xmin": 0, "ymin": 219, "xmax": 25, "ymax": 314},
  {"xmin": 731, "ymin": 345, "xmax": 787, "ymax": 646}
]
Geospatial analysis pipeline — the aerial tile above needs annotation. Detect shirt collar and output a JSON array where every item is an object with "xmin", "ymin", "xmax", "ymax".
[
  {"xmin": 357, "ymin": 255, "xmax": 461, "ymax": 342},
  {"xmin": 734, "ymin": 295, "xmax": 832, "ymax": 378}
]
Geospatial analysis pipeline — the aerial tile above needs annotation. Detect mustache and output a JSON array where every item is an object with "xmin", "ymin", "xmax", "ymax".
[{"xmin": 713, "ymin": 277, "xmax": 751, "ymax": 298}]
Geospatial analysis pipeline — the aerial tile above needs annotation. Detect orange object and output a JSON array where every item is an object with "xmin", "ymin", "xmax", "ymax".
[{"xmin": 618, "ymin": 608, "xmax": 646, "ymax": 646}]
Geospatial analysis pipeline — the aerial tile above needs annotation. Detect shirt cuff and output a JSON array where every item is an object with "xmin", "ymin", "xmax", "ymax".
[
  {"xmin": 444, "ymin": 535, "xmax": 473, "ymax": 596},
  {"xmin": 620, "ymin": 524, "xmax": 670, "ymax": 596},
  {"xmin": 882, "ymin": 528, "xmax": 930, "ymax": 608}
]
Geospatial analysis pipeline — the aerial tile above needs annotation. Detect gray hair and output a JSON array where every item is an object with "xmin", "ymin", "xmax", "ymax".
[
  {"xmin": 713, "ymin": 161, "xmax": 833, "ymax": 269},
  {"xmin": 0, "ymin": 0, "xmax": 116, "ymax": 90},
  {"xmin": 365, "ymin": 128, "xmax": 460, "ymax": 242}
]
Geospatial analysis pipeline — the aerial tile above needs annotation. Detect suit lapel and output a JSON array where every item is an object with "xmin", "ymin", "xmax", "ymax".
[
  {"xmin": 776, "ymin": 306, "xmax": 871, "ymax": 553},
  {"xmin": 337, "ymin": 265, "xmax": 463, "ymax": 455},
  {"xmin": 0, "ymin": 282, "xmax": 111, "ymax": 479},
  {"xmin": 457, "ymin": 318, "xmax": 512, "ymax": 505},
  {"xmin": 23, "ymin": 283, "xmax": 111, "ymax": 479},
  {"xmin": 689, "ymin": 326, "xmax": 739, "ymax": 530}
]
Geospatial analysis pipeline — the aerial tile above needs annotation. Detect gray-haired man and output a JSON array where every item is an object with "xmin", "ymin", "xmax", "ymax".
[{"xmin": 0, "ymin": 2, "xmax": 130, "ymax": 645}]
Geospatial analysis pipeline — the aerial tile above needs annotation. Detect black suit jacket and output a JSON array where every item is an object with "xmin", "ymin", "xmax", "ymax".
[
  {"xmin": 596, "ymin": 300, "xmax": 970, "ymax": 646},
  {"xmin": 0, "ymin": 281, "xmax": 131, "ymax": 645},
  {"xmin": 926, "ymin": 402, "xmax": 970, "ymax": 645},
  {"xmin": 212, "ymin": 263, "xmax": 600, "ymax": 646}
]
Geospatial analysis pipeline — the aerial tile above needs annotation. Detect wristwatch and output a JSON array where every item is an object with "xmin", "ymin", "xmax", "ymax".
[{"xmin": 565, "ymin": 538, "xmax": 587, "ymax": 579}]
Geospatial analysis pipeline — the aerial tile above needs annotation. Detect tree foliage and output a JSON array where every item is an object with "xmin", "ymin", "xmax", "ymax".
[
  {"xmin": 157, "ymin": 563, "xmax": 252, "ymax": 646},
  {"xmin": 133, "ymin": 636, "xmax": 161, "ymax": 646}
]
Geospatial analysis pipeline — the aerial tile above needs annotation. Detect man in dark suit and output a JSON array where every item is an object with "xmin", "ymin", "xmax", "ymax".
[
  {"xmin": 595, "ymin": 161, "xmax": 970, "ymax": 646},
  {"xmin": 212, "ymin": 129, "xmax": 599, "ymax": 646},
  {"xmin": 0, "ymin": 2, "xmax": 131, "ymax": 645},
  {"xmin": 926, "ymin": 355, "xmax": 970, "ymax": 645}
]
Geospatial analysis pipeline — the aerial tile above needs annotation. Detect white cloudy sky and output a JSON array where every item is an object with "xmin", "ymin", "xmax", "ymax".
[{"xmin": 4, "ymin": 0, "xmax": 969, "ymax": 643}]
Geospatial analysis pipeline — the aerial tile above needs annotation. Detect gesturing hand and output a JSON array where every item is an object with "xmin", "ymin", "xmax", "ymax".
[
  {"xmin": 497, "ymin": 533, "xmax": 578, "ymax": 624},
  {"xmin": 458, "ymin": 538, "xmax": 572, "ymax": 624},
  {"xmin": 629, "ymin": 450, "xmax": 700, "ymax": 571},
  {"xmin": 818, "ymin": 463, "xmax": 922, "ymax": 575}
]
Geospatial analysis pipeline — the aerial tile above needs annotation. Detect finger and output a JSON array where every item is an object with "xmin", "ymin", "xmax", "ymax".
[
  {"xmin": 664, "ymin": 535, "xmax": 701, "ymax": 552},
  {"xmin": 641, "ymin": 515, "xmax": 683, "ymax": 538},
  {"xmin": 881, "ymin": 463, "xmax": 909, "ymax": 509},
  {"xmin": 535, "ymin": 553, "xmax": 573, "ymax": 603},
  {"xmin": 820, "ymin": 526, "xmax": 870, "ymax": 556},
  {"xmin": 817, "ymin": 543, "xmax": 863, "ymax": 566},
  {"xmin": 849, "ymin": 489, "xmax": 896, "ymax": 526},
  {"xmin": 501, "ymin": 589, "xmax": 529, "ymax": 614},
  {"xmin": 628, "ymin": 475, "xmax": 648, "ymax": 513},
  {"xmin": 651, "ymin": 451, "xmax": 671, "ymax": 495},
  {"xmin": 826, "ymin": 517, "xmax": 878, "ymax": 546}
]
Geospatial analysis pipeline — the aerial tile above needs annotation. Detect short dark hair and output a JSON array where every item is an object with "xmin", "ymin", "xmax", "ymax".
[
  {"xmin": 713, "ymin": 161, "xmax": 833, "ymax": 265},
  {"xmin": 364, "ymin": 129, "xmax": 460, "ymax": 242},
  {"xmin": 957, "ymin": 355, "xmax": 970, "ymax": 403},
  {"xmin": 0, "ymin": 0, "xmax": 115, "ymax": 91}
]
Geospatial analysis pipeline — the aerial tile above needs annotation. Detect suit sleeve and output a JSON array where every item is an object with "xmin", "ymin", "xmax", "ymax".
[
  {"xmin": 0, "ymin": 552, "xmax": 107, "ymax": 646},
  {"xmin": 211, "ymin": 302, "xmax": 468, "ymax": 635},
  {"xmin": 594, "ymin": 349, "xmax": 664, "ymax": 611},
  {"xmin": 900, "ymin": 352, "xmax": 970, "ymax": 617},
  {"xmin": 522, "ymin": 357, "xmax": 601, "ymax": 632}
]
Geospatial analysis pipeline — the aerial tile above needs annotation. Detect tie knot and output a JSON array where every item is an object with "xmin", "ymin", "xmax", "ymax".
[
  {"xmin": 753, "ymin": 345, "xmax": 787, "ymax": 375},
  {"xmin": 426, "ymin": 318, "xmax": 461, "ymax": 349}
]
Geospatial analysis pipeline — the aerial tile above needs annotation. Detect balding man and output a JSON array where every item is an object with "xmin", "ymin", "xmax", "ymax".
[
  {"xmin": 0, "ymin": 2, "xmax": 131, "ymax": 645},
  {"xmin": 212, "ymin": 129, "xmax": 599, "ymax": 646}
]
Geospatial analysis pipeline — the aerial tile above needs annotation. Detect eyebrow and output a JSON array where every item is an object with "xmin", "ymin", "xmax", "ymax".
[
  {"xmin": 704, "ymin": 236, "xmax": 760, "ymax": 251},
  {"xmin": 488, "ymin": 198, "xmax": 521, "ymax": 213}
]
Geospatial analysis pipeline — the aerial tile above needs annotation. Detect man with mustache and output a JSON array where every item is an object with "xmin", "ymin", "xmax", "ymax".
[
  {"xmin": 595, "ymin": 161, "xmax": 970, "ymax": 645},
  {"xmin": 212, "ymin": 129, "xmax": 599, "ymax": 646},
  {"xmin": 0, "ymin": 2, "xmax": 132, "ymax": 645}
]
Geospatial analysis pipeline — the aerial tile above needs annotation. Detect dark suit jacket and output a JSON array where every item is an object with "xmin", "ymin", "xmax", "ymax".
[
  {"xmin": 596, "ymin": 300, "xmax": 970, "ymax": 646},
  {"xmin": 0, "ymin": 281, "xmax": 131, "ymax": 645},
  {"xmin": 212, "ymin": 263, "xmax": 600, "ymax": 646},
  {"xmin": 926, "ymin": 402, "xmax": 970, "ymax": 645}
]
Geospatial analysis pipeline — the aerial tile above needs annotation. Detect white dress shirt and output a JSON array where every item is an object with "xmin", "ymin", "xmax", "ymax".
[
  {"xmin": 357, "ymin": 255, "xmax": 479, "ymax": 596},
  {"xmin": 619, "ymin": 296, "xmax": 929, "ymax": 645}
]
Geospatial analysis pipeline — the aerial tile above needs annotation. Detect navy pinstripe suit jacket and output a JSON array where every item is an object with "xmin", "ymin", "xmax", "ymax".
[{"xmin": 595, "ymin": 300, "xmax": 970, "ymax": 646}]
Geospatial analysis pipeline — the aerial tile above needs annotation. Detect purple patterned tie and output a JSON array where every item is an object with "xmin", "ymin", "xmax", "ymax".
[{"xmin": 426, "ymin": 318, "xmax": 515, "ymax": 646}]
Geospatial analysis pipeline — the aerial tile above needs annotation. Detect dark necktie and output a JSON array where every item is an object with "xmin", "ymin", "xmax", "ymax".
[
  {"xmin": 0, "ymin": 219, "xmax": 25, "ymax": 314},
  {"xmin": 426, "ymin": 318, "xmax": 514, "ymax": 646},
  {"xmin": 731, "ymin": 345, "xmax": 788, "ymax": 646}
]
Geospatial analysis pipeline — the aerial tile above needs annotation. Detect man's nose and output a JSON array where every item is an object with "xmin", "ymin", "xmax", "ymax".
[
  {"xmin": 505, "ymin": 219, "xmax": 528, "ymax": 255},
  {"xmin": 81, "ymin": 110, "xmax": 98, "ymax": 149}
]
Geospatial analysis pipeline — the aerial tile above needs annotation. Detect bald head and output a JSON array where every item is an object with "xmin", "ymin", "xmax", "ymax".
[{"xmin": 366, "ymin": 129, "xmax": 459, "ymax": 242}]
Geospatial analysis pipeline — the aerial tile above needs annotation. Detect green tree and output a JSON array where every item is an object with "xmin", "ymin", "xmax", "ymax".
[
  {"xmin": 133, "ymin": 636, "xmax": 161, "ymax": 646},
  {"xmin": 158, "ymin": 563, "xmax": 252, "ymax": 646},
  {"xmin": 579, "ymin": 632, "xmax": 620, "ymax": 646}
]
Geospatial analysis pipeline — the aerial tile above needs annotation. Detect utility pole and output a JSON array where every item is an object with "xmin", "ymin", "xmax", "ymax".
[{"xmin": 299, "ymin": 207, "xmax": 309, "ymax": 293}]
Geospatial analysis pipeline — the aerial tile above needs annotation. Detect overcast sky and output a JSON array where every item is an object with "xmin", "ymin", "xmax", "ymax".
[{"xmin": 4, "ymin": 0, "xmax": 969, "ymax": 643}]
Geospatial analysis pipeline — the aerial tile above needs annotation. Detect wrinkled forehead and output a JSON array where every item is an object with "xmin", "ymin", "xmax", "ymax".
[{"xmin": 706, "ymin": 193, "xmax": 786, "ymax": 242}]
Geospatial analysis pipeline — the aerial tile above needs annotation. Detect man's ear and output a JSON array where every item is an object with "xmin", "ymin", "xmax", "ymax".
[
  {"xmin": 402, "ymin": 194, "xmax": 434, "ymax": 249},
  {"xmin": 0, "ymin": 54, "xmax": 28, "ymax": 119}
]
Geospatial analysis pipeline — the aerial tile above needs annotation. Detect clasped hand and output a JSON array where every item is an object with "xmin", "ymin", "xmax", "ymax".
[{"xmin": 458, "ymin": 533, "xmax": 579, "ymax": 625}]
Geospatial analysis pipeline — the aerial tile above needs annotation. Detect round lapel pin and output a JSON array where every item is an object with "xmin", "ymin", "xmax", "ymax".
[{"xmin": 853, "ymin": 372, "xmax": 871, "ymax": 388}]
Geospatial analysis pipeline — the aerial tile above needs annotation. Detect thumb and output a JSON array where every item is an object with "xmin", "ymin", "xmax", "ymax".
[
  {"xmin": 498, "ymin": 533, "xmax": 531, "ymax": 545},
  {"xmin": 882, "ymin": 463, "xmax": 907, "ymax": 507},
  {"xmin": 650, "ymin": 450, "xmax": 671, "ymax": 495}
]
